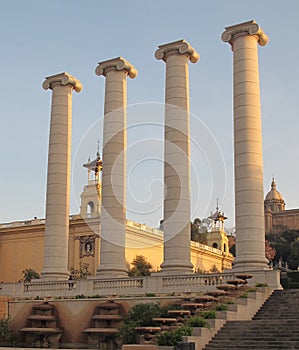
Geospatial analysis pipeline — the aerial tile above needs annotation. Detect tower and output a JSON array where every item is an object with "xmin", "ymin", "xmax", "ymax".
[
  {"xmin": 264, "ymin": 178, "xmax": 286, "ymax": 234},
  {"xmin": 207, "ymin": 207, "xmax": 229, "ymax": 254},
  {"xmin": 80, "ymin": 150, "xmax": 102, "ymax": 219},
  {"xmin": 264, "ymin": 178, "xmax": 285, "ymax": 214}
]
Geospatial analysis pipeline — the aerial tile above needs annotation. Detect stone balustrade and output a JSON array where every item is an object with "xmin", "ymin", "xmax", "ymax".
[
  {"xmin": 93, "ymin": 278, "xmax": 144, "ymax": 290},
  {"xmin": 0, "ymin": 270, "xmax": 280, "ymax": 298}
]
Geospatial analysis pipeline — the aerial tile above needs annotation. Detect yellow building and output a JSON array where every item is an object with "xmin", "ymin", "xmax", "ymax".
[
  {"xmin": 264, "ymin": 178, "xmax": 299, "ymax": 234},
  {"xmin": 0, "ymin": 154, "xmax": 233, "ymax": 283}
]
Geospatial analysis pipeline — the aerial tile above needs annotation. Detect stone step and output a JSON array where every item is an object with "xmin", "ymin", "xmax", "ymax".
[
  {"xmin": 202, "ymin": 289, "xmax": 299, "ymax": 350},
  {"xmin": 206, "ymin": 343, "xmax": 299, "ymax": 347}
]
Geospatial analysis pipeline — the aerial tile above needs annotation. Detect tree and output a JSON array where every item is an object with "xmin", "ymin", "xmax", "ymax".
[
  {"xmin": 288, "ymin": 239, "xmax": 299, "ymax": 270},
  {"xmin": 191, "ymin": 218, "xmax": 208, "ymax": 244},
  {"xmin": 119, "ymin": 303, "xmax": 164, "ymax": 344},
  {"xmin": 128, "ymin": 255, "xmax": 152, "ymax": 277},
  {"xmin": 22, "ymin": 268, "xmax": 40, "ymax": 282},
  {"xmin": 266, "ymin": 229, "xmax": 299, "ymax": 270},
  {"xmin": 0, "ymin": 317, "xmax": 15, "ymax": 346},
  {"xmin": 265, "ymin": 240, "xmax": 276, "ymax": 263},
  {"xmin": 70, "ymin": 262, "xmax": 91, "ymax": 280}
]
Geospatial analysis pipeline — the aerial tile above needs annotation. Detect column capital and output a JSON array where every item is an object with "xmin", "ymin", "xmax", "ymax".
[
  {"xmin": 42, "ymin": 72, "xmax": 82, "ymax": 92},
  {"xmin": 155, "ymin": 39, "xmax": 199, "ymax": 63},
  {"xmin": 221, "ymin": 20, "xmax": 268, "ymax": 47},
  {"xmin": 95, "ymin": 57, "xmax": 137, "ymax": 79}
]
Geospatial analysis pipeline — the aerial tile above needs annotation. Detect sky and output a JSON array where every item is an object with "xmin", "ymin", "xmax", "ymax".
[{"xmin": 0, "ymin": 0, "xmax": 298, "ymax": 230}]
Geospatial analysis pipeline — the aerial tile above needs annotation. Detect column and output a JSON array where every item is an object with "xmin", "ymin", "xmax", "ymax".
[
  {"xmin": 41, "ymin": 72, "xmax": 82, "ymax": 280},
  {"xmin": 95, "ymin": 57, "xmax": 137, "ymax": 278},
  {"xmin": 155, "ymin": 40, "xmax": 199, "ymax": 274},
  {"xmin": 222, "ymin": 20, "xmax": 269, "ymax": 270}
]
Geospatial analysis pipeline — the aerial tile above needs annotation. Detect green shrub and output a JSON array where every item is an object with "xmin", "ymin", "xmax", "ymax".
[
  {"xmin": 214, "ymin": 303, "xmax": 228, "ymax": 311},
  {"xmin": 89, "ymin": 294, "xmax": 101, "ymax": 298},
  {"xmin": 238, "ymin": 292, "xmax": 248, "ymax": 298},
  {"xmin": 119, "ymin": 303, "xmax": 164, "ymax": 344},
  {"xmin": 186, "ymin": 316, "xmax": 208, "ymax": 328},
  {"xmin": 225, "ymin": 300, "xmax": 235, "ymax": 305},
  {"xmin": 22, "ymin": 268, "xmax": 40, "ymax": 282},
  {"xmin": 0, "ymin": 317, "xmax": 15, "ymax": 346},
  {"xmin": 201, "ymin": 310, "xmax": 217, "ymax": 319},
  {"xmin": 156, "ymin": 325, "xmax": 192, "ymax": 346},
  {"xmin": 255, "ymin": 283, "xmax": 268, "ymax": 287},
  {"xmin": 75, "ymin": 294, "xmax": 86, "ymax": 299},
  {"xmin": 248, "ymin": 288, "xmax": 257, "ymax": 292},
  {"xmin": 145, "ymin": 293, "xmax": 156, "ymax": 297}
]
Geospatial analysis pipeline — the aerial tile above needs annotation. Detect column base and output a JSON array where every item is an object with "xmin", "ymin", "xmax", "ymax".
[
  {"xmin": 232, "ymin": 256, "xmax": 269, "ymax": 273},
  {"xmin": 96, "ymin": 266, "xmax": 128, "ymax": 279},
  {"xmin": 159, "ymin": 261, "xmax": 194, "ymax": 276},
  {"xmin": 40, "ymin": 268, "xmax": 70, "ymax": 281}
]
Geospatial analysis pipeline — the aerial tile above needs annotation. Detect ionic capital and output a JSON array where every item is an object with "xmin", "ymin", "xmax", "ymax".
[
  {"xmin": 95, "ymin": 57, "xmax": 137, "ymax": 79},
  {"xmin": 221, "ymin": 20, "xmax": 268, "ymax": 47},
  {"xmin": 42, "ymin": 72, "xmax": 82, "ymax": 92},
  {"xmin": 155, "ymin": 39, "xmax": 199, "ymax": 63}
]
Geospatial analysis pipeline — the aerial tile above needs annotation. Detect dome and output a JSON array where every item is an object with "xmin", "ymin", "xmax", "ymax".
[{"xmin": 265, "ymin": 178, "xmax": 284, "ymax": 201}]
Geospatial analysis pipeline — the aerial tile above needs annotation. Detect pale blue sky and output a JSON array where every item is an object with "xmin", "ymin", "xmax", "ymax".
[{"xmin": 0, "ymin": 1, "xmax": 298, "ymax": 229}]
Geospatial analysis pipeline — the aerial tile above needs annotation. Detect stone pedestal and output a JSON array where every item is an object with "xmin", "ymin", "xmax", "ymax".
[
  {"xmin": 95, "ymin": 57, "xmax": 137, "ymax": 278},
  {"xmin": 41, "ymin": 72, "xmax": 82, "ymax": 280},
  {"xmin": 155, "ymin": 40, "xmax": 199, "ymax": 274},
  {"xmin": 222, "ymin": 20, "xmax": 269, "ymax": 271}
]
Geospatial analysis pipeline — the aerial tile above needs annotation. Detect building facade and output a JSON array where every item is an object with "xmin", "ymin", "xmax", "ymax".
[
  {"xmin": 0, "ymin": 156, "xmax": 233, "ymax": 283},
  {"xmin": 264, "ymin": 178, "xmax": 299, "ymax": 234}
]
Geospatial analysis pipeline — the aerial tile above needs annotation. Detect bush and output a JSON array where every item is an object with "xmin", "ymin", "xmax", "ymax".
[
  {"xmin": 128, "ymin": 255, "xmax": 152, "ymax": 277},
  {"xmin": 70, "ymin": 262, "xmax": 90, "ymax": 280},
  {"xmin": 22, "ymin": 268, "xmax": 40, "ymax": 282},
  {"xmin": 186, "ymin": 316, "xmax": 208, "ymax": 328},
  {"xmin": 75, "ymin": 294, "xmax": 86, "ymax": 299},
  {"xmin": 214, "ymin": 303, "xmax": 228, "ymax": 311},
  {"xmin": 156, "ymin": 325, "xmax": 192, "ymax": 346},
  {"xmin": 225, "ymin": 300, "xmax": 235, "ymax": 305},
  {"xmin": 238, "ymin": 292, "xmax": 248, "ymax": 298},
  {"xmin": 200, "ymin": 310, "xmax": 217, "ymax": 319},
  {"xmin": 118, "ymin": 303, "xmax": 164, "ymax": 344},
  {"xmin": 255, "ymin": 283, "xmax": 268, "ymax": 287},
  {"xmin": 0, "ymin": 317, "xmax": 15, "ymax": 346}
]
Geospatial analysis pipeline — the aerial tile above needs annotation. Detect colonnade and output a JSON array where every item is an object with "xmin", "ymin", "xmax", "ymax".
[{"xmin": 41, "ymin": 20, "xmax": 268, "ymax": 280}]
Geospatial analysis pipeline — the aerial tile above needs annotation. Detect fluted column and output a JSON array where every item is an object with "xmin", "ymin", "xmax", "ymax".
[
  {"xmin": 41, "ymin": 72, "xmax": 82, "ymax": 280},
  {"xmin": 155, "ymin": 40, "xmax": 199, "ymax": 274},
  {"xmin": 95, "ymin": 57, "xmax": 137, "ymax": 278},
  {"xmin": 222, "ymin": 20, "xmax": 269, "ymax": 270}
]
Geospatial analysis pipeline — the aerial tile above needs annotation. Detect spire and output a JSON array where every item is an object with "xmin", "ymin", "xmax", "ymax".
[
  {"xmin": 271, "ymin": 176, "xmax": 277, "ymax": 191},
  {"xmin": 97, "ymin": 139, "xmax": 100, "ymax": 157}
]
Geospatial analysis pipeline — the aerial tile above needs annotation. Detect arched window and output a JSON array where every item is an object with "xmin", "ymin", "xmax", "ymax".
[
  {"xmin": 223, "ymin": 243, "xmax": 227, "ymax": 252},
  {"xmin": 212, "ymin": 242, "xmax": 218, "ymax": 249},
  {"xmin": 87, "ymin": 201, "xmax": 94, "ymax": 218}
]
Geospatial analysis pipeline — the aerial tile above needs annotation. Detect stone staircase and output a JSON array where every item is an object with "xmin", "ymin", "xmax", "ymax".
[{"xmin": 203, "ymin": 289, "xmax": 299, "ymax": 349}]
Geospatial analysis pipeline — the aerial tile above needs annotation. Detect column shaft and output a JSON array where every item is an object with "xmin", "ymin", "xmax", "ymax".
[
  {"xmin": 95, "ymin": 58, "xmax": 137, "ymax": 278},
  {"xmin": 222, "ymin": 21, "xmax": 269, "ymax": 271},
  {"xmin": 155, "ymin": 40, "xmax": 199, "ymax": 274},
  {"xmin": 41, "ymin": 72, "xmax": 82, "ymax": 280}
]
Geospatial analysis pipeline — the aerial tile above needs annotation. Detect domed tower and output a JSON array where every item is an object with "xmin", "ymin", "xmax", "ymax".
[
  {"xmin": 264, "ymin": 178, "xmax": 285, "ymax": 213},
  {"xmin": 207, "ymin": 205, "xmax": 229, "ymax": 255},
  {"xmin": 264, "ymin": 177, "xmax": 285, "ymax": 234},
  {"xmin": 80, "ymin": 150, "xmax": 102, "ymax": 219}
]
